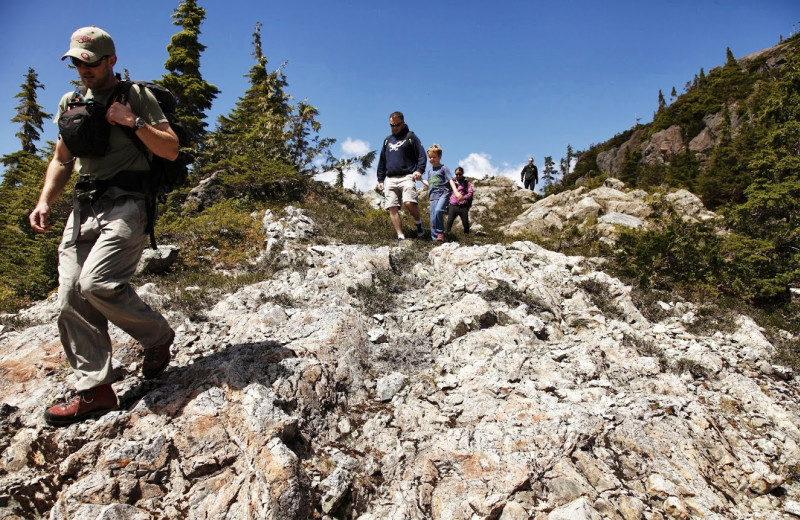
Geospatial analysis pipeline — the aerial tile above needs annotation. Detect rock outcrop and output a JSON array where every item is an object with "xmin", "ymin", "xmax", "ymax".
[
  {"xmin": 593, "ymin": 106, "xmax": 741, "ymax": 176},
  {"xmin": 501, "ymin": 178, "xmax": 717, "ymax": 243},
  {"xmin": 1, "ymin": 207, "xmax": 799, "ymax": 519}
]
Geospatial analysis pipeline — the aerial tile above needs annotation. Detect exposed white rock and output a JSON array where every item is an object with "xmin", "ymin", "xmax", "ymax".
[
  {"xmin": 500, "ymin": 178, "xmax": 718, "ymax": 244},
  {"xmin": 1, "ymin": 209, "xmax": 798, "ymax": 519}
]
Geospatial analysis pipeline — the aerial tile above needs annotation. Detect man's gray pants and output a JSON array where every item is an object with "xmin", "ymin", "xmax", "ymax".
[{"xmin": 57, "ymin": 196, "xmax": 173, "ymax": 392}]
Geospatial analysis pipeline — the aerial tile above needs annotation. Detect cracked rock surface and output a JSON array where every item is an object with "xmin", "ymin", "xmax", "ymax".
[{"xmin": 1, "ymin": 207, "xmax": 799, "ymax": 519}]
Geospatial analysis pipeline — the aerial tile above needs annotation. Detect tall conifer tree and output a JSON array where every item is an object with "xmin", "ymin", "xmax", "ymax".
[
  {"xmin": 0, "ymin": 69, "xmax": 60, "ymax": 310},
  {"xmin": 9, "ymin": 68, "xmax": 51, "ymax": 156},
  {"xmin": 542, "ymin": 156, "xmax": 557, "ymax": 189},
  {"xmin": 199, "ymin": 22, "xmax": 372, "ymax": 181},
  {"xmin": 202, "ymin": 22, "xmax": 292, "ymax": 169},
  {"xmin": 159, "ymin": 0, "xmax": 219, "ymax": 144}
]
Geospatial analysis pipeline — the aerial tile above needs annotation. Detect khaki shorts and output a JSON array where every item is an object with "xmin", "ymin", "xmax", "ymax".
[{"xmin": 384, "ymin": 174, "xmax": 418, "ymax": 209}]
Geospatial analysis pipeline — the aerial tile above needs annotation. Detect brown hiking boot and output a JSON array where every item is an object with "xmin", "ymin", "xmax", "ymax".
[
  {"xmin": 142, "ymin": 331, "xmax": 174, "ymax": 379},
  {"xmin": 44, "ymin": 384, "xmax": 118, "ymax": 427}
]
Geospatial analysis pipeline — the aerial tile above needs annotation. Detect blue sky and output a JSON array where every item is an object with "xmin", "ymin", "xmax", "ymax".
[{"xmin": 0, "ymin": 1, "xmax": 797, "ymax": 191}]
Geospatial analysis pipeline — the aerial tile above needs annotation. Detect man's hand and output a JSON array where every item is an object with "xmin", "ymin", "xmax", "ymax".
[
  {"xmin": 105, "ymin": 100, "xmax": 135, "ymax": 127},
  {"xmin": 29, "ymin": 202, "xmax": 52, "ymax": 233},
  {"xmin": 378, "ymin": 182, "xmax": 384, "ymax": 191}
]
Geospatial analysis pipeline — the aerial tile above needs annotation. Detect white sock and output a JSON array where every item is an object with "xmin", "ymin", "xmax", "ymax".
[{"xmin": 398, "ymin": 234, "xmax": 405, "ymax": 239}]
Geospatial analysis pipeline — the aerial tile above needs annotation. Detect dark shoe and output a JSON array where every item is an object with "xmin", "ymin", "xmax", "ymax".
[
  {"xmin": 143, "ymin": 331, "xmax": 174, "ymax": 379},
  {"xmin": 44, "ymin": 384, "xmax": 117, "ymax": 427},
  {"xmin": 416, "ymin": 223, "xmax": 425, "ymax": 238}
]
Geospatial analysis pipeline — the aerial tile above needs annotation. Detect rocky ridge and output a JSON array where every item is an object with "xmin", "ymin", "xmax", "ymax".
[
  {"xmin": 1, "ymin": 186, "xmax": 799, "ymax": 519},
  {"xmin": 502, "ymin": 177, "xmax": 716, "ymax": 244},
  {"xmin": 588, "ymin": 38, "xmax": 794, "ymax": 180}
]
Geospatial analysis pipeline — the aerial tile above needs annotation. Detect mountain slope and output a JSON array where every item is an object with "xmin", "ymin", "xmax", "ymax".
[
  {"xmin": 1, "ymin": 202, "xmax": 799, "ymax": 519},
  {"xmin": 563, "ymin": 34, "xmax": 799, "ymax": 204}
]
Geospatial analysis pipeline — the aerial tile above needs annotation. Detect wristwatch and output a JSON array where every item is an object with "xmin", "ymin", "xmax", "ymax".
[{"xmin": 133, "ymin": 117, "xmax": 146, "ymax": 131}]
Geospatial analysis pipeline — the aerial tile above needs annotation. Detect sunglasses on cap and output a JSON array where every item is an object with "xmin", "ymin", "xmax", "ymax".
[{"xmin": 70, "ymin": 56, "xmax": 106, "ymax": 68}]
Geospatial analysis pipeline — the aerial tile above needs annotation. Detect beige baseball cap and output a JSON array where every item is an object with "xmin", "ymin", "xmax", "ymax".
[{"xmin": 61, "ymin": 26, "xmax": 115, "ymax": 62}]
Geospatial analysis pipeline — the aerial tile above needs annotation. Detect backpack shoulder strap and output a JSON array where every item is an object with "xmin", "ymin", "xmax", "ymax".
[
  {"xmin": 404, "ymin": 131, "xmax": 419, "ymax": 161},
  {"xmin": 114, "ymin": 79, "xmax": 134, "ymax": 105},
  {"xmin": 113, "ymin": 80, "xmax": 150, "ymax": 156}
]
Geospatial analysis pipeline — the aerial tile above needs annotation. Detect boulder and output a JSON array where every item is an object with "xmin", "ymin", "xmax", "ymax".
[
  {"xmin": 136, "ymin": 245, "xmax": 180, "ymax": 275},
  {"xmin": 642, "ymin": 124, "xmax": 684, "ymax": 165}
]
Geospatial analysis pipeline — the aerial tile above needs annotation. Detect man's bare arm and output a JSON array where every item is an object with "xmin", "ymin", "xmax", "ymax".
[{"xmin": 29, "ymin": 138, "xmax": 75, "ymax": 232}]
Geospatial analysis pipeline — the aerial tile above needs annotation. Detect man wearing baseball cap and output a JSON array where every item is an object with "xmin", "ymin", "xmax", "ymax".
[{"xmin": 29, "ymin": 26, "xmax": 179, "ymax": 426}]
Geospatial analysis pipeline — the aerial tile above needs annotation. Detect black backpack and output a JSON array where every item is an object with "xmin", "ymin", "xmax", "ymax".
[
  {"xmin": 115, "ymin": 79, "xmax": 194, "ymax": 248},
  {"xmin": 116, "ymin": 79, "xmax": 193, "ymax": 195}
]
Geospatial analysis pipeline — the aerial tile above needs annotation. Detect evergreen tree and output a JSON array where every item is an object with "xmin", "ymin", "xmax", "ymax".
[
  {"xmin": 325, "ymin": 150, "xmax": 376, "ymax": 188},
  {"xmin": 159, "ymin": 0, "xmax": 220, "ymax": 144},
  {"xmin": 559, "ymin": 144, "xmax": 574, "ymax": 177},
  {"xmin": 0, "ymin": 71, "xmax": 63, "ymax": 309},
  {"xmin": 287, "ymin": 100, "xmax": 335, "ymax": 175},
  {"xmin": 201, "ymin": 22, "xmax": 343, "ymax": 177},
  {"xmin": 542, "ymin": 156, "xmax": 557, "ymax": 189},
  {"xmin": 10, "ymin": 68, "xmax": 51, "ymax": 156},
  {"xmin": 618, "ymin": 147, "xmax": 642, "ymax": 187},
  {"xmin": 657, "ymin": 89, "xmax": 666, "ymax": 113},
  {"xmin": 202, "ymin": 22, "xmax": 292, "ymax": 170},
  {"xmin": 670, "ymin": 86, "xmax": 677, "ymax": 101},
  {"xmin": 725, "ymin": 47, "xmax": 736, "ymax": 66}
]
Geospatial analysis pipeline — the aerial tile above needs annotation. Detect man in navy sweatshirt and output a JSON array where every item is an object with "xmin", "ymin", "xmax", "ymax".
[{"xmin": 377, "ymin": 111, "xmax": 427, "ymax": 240}]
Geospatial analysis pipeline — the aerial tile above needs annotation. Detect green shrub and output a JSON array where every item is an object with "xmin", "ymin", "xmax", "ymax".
[
  {"xmin": 578, "ymin": 279, "xmax": 624, "ymax": 319},
  {"xmin": 158, "ymin": 198, "xmax": 267, "ymax": 271},
  {"xmin": 611, "ymin": 213, "xmax": 723, "ymax": 297}
]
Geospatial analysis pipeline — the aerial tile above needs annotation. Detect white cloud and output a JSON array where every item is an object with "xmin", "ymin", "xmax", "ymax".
[
  {"xmin": 458, "ymin": 153, "xmax": 526, "ymax": 188},
  {"xmin": 315, "ymin": 137, "xmax": 376, "ymax": 192},
  {"xmin": 341, "ymin": 138, "xmax": 370, "ymax": 156},
  {"xmin": 318, "ymin": 164, "xmax": 377, "ymax": 193}
]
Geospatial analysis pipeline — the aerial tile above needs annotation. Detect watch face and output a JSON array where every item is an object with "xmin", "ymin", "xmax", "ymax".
[{"xmin": 135, "ymin": 117, "xmax": 145, "ymax": 129}]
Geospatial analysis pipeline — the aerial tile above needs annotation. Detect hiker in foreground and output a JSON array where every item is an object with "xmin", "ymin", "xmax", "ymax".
[
  {"xmin": 446, "ymin": 166, "xmax": 474, "ymax": 235},
  {"xmin": 28, "ymin": 26, "xmax": 178, "ymax": 427},
  {"xmin": 376, "ymin": 111, "xmax": 427, "ymax": 240}
]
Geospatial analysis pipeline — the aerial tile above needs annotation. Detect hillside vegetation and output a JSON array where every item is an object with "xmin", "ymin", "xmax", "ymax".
[{"xmin": 552, "ymin": 34, "xmax": 800, "ymax": 303}]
